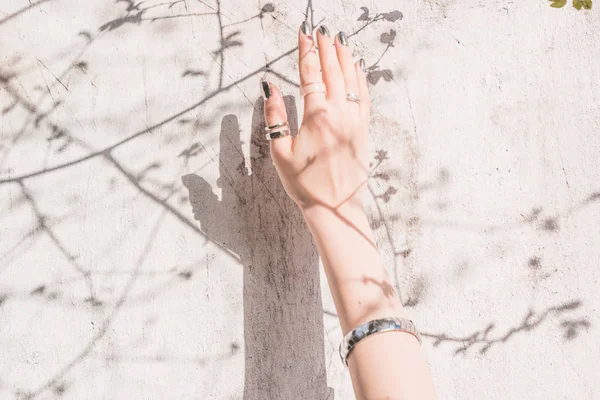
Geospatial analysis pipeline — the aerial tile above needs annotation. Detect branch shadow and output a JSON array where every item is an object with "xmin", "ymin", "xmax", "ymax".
[
  {"xmin": 182, "ymin": 97, "xmax": 331, "ymax": 399},
  {"xmin": 0, "ymin": 0, "xmax": 52, "ymax": 27},
  {"xmin": 422, "ymin": 300, "xmax": 590, "ymax": 355}
]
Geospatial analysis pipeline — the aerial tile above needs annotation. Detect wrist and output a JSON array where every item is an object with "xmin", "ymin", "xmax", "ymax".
[
  {"xmin": 300, "ymin": 202, "xmax": 375, "ymax": 244},
  {"xmin": 301, "ymin": 201, "xmax": 367, "ymax": 227}
]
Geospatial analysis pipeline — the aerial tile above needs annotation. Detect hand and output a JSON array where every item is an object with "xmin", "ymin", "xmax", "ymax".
[{"xmin": 262, "ymin": 24, "xmax": 371, "ymax": 212}]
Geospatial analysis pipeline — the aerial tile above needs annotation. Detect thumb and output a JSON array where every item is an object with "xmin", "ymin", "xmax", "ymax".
[{"xmin": 261, "ymin": 80, "xmax": 292, "ymax": 162}]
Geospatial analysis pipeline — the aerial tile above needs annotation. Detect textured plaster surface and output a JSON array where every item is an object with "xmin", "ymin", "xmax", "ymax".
[{"xmin": 1, "ymin": 1, "xmax": 599, "ymax": 399}]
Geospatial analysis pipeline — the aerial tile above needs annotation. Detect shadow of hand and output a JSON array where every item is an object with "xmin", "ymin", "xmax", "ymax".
[{"xmin": 182, "ymin": 97, "xmax": 332, "ymax": 400}]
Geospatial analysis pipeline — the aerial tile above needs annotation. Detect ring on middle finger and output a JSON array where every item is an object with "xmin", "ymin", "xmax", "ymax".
[{"xmin": 300, "ymin": 82, "xmax": 326, "ymax": 97}]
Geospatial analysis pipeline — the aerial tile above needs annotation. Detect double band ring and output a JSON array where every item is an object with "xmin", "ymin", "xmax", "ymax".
[
  {"xmin": 300, "ymin": 82, "xmax": 326, "ymax": 97},
  {"xmin": 265, "ymin": 121, "xmax": 290, "ymax": 141},
  {"xmin": 346, "ymin": 92, "xmax": 360, "ymax": 104}
]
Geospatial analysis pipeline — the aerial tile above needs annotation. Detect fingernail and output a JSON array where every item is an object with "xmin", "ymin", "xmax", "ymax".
[
  {"xmin": 359, "ymin": 58, "xmax": 366, "ymax": 72},
  {"xmin": 301, "ymin": 21, "xmax": 311, "ymax": 35},
  {"xmin": 318, "ymin": 25, "xmax": 330, "ymax": 37},
  {"xmin": 337, "ymin": 31, "xmax": 348, "ymax": 46},
  {"xmin": 261, "ymin": 79, "xmax": 271, "ymax": 99}
]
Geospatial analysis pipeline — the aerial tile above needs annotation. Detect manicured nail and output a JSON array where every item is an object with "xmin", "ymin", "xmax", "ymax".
[
  {"xmin": 337, "ymin": 31, "xmax": 348, "ymax": 46},
  {"xmin": 301, "ymin": 21, "xmax": 311, "ymax": 35},
  {"xmin": 318, "ymin": 25, "xmax": 330, "ymax": 37},
  {"xmin": 359, "ymin": 58, "xmax": 366, "ymax": 72},
  {"xmin": 261, "ymin": 79, "xmax": 271, "ymax": 99}
]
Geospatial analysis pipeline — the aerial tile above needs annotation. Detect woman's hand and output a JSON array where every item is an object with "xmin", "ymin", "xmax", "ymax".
[{"xmin": 261, "ymin": 23, "xmax": 371, "ymax": 212}]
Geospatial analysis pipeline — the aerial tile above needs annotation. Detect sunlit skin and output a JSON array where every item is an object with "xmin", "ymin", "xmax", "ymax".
[{"xmin": 261, "ymin": 23, "xmax": 438, "ymax": 400}]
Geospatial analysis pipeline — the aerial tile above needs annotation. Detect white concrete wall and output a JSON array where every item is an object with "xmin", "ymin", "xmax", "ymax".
[{"xmin": 1, "ymin": 1, "xmax": 599, "ymax": 399}]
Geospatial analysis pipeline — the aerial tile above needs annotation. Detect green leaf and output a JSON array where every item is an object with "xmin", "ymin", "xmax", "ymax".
[
  {"xmin": 550, "ymin": 0, "xmax": 567, "ymax": 7},
  {"xmin": 583, "ymin": 0, "xmax": 592, "ymax": 9},
  {"xmin": 573, "ymin": 0, "xmax": 583, "ymax": 9}
]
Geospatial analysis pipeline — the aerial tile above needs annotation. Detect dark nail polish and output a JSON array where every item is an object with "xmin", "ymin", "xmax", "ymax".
[
  {"xmin": 318, "ymin": 25, "xmax": 330, "ymax": 37},
  {"xmin": 337, "ymin": 31, "xmax": 348, "ymax": 46},
  {"xmin": 359, "ymin": 58, "xmax": 366, "ymax": 72},
  {"xmin": 301, "ymin": 21, "xmax": 311, "ymax": 35},
  {"xmin": 261, "ymin": 80, "xmax": 271, "ymax": 99}
]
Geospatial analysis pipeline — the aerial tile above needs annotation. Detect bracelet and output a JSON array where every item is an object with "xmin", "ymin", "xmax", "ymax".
[{"xmin": 339, "ymin": 317, "xmax": 421, "ymax": 367}]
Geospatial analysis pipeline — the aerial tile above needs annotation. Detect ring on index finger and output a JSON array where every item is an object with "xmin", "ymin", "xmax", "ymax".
[{"xmin": 265, "ymin": 121, "xmax": 290, "ymax": 141}]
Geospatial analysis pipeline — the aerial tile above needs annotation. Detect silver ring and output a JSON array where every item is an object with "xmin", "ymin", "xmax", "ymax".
[
  {"xmin": 265, "ymin": 121, "xmax": 288, "ymax": 131},
  {"xmin": 346, "ymin": 92, "xmax": 360, "ymax": 104},
  {"xmin": 265, "ymin": 121, "xmax": 290, "ymax": 141},
  {"xmin": 265, "ymin": 130, "xmax": 290, "ymax": 141}
]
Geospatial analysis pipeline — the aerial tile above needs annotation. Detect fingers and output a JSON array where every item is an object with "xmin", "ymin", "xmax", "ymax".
[
  {"xmin": 355, "ymin": 58, "xmax": 370, "ymax": 117},
  {"xmin": 261, "ymin": 80, "xmax": 292, "ymax": 162},
  {"xmin": 334, "ymin": 31, "xmax": 359, "ymax": 105},
  {"xmin": 316, "ymin": 25, "xmax": 345, "ymax": 102},
  {"xmin": 297, "ymin": 23, "xmax": 368, "ymax": 116},
  {"xmin": 298, "ymin": 21, "xmax": 326, "ymax": 112}
]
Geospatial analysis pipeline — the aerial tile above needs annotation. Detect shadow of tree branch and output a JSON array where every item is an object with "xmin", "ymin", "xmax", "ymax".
[{"xmin": 422, "ymin": 300, "xmax": 590, "ymax": 355}]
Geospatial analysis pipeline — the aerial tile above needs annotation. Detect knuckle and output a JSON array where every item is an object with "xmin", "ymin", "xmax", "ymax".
[
  {"xmin": 321, "ymin": 136, "xmax": 339, "ymax": 150},
  {"xmin": 323, "ymin": 62, "xmax": 338, "ymax": 76},
  {"xmin": 300, "ymin": 60, "xmax": 320, "ymax": 77},
  {"xmin": 305, "ymin": 107, "xmax": 329, "ymax": 123},
  {"xmin": 270, "ymin": 143, "xmax": 284, "ymax": 158},
  {"xmin": 264, "ymin": 106, "xmax": 284, "ymax": 124},
  {"xmin": 344, "ymin": 78, "xmax": 357, "ymax": 90}
]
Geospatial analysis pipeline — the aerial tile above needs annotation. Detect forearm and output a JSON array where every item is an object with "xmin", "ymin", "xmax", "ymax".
[
  {"xmin": 302, "ymin": 203, "xmax": 437, "ymax": 400},
  {"xmin": 302, "ymin": 203, "xmax": 405, "ymax": 334}
]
